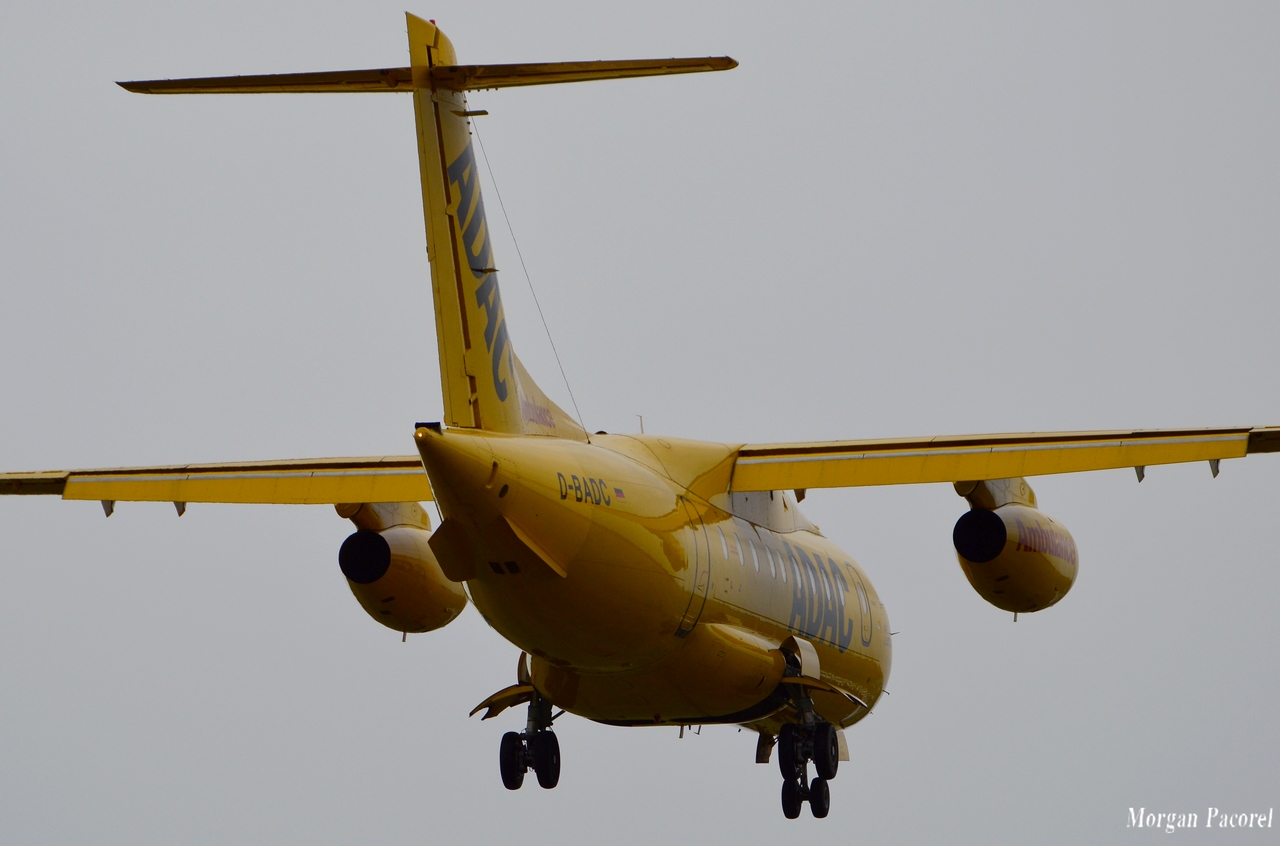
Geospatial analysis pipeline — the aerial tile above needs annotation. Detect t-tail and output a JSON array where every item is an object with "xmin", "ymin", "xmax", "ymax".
[{"xmin": 119, "ymin": 13, "xmax": 736, "ymax": 437}]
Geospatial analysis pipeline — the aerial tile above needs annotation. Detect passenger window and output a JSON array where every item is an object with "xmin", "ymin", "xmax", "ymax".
[
  {"xmin": 748, "ymin": 539, "xmax": 760, "ymax": 572},
  {"xmin": 717, "ymin": 526, "xmax": 728, "ymax": 560},
  {"xmin": 804, "ymin": 550, "xmax": 823, "ymax": 599},
  {"xmin": 730, "ymin": 533, "xmax": 742, "ymax": 564}
]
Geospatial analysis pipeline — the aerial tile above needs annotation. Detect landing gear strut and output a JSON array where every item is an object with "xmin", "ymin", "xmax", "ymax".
[
  {"xmin": 498, "ymin": 691, "xmax": 561, "ymax": 790},
  {"xmin": 776, "ymin": 684, "xmax": 839, "ymax": 818}
]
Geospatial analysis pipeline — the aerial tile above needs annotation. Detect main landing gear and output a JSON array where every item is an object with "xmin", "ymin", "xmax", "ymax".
[
  {"xmin": 770, "ymin": 658, "xmax": 841, "ymax": 819},
  {"xmin": 499, "ymin": 692, "xmax": 561, "ymax": 790},
  {"xmin": 776, "ymin": 720, "xmax": 839, "ymax": 818}
]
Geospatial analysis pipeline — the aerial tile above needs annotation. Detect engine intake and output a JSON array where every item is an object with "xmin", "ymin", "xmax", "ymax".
[
  {"xmin": 953, "ymin": 508, "xmax": 1007, "ymax": 563},
  {"xmin": 339, "ymin": 531, "xmax": 392, "ymax": 583}
]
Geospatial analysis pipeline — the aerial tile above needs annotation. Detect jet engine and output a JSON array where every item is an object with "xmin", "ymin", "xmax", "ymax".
[
  {"xmin": 336, "ymin": 501, "xmax": 467, "ymax": 633},
  {"xmin": 952, "ymin": 478, "xmax": 1077, "ymax": 613}
]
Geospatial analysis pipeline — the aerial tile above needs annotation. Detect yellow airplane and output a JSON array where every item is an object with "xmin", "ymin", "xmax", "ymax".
[{"xmin": 3, "ymin": 14, "xmax": 1278, "ymax": 820}]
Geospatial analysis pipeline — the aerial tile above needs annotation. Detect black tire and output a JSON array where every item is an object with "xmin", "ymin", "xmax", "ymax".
[
  {"xmin": 809, "ymin": 776, "xmax": 830, "ymax": 818},
  {"xmin": 814, "ymin": 722, "xmax": 839, "ymax": 780},
  {"xmin": 781, "ymin": 779, "xmax": 802, "ymax": 820},
  {"xmin": 530, "ymin": 731, "xmax": 561, "ymax": 789},
  {"xmin": 777, "ymin": 723, "xmax": 801, "ymax": 780},
  {"xmin": 499, "ymin": 731, "xmax": 525, "ymax": 790}
]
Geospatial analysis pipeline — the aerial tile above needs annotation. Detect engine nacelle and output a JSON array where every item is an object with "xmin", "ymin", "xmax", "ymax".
[
  {"xmin": 336, "ymin": 502, "xmax": 467, "ymax": 634},
  {"xmin": 952, "ymin": 479, "xmax": 1078, "ymax": 613}
]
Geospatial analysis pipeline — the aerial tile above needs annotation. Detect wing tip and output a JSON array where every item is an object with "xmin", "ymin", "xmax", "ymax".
[{"xmin": 0, "ymin": 471, "xmax": 69, "ymax": 496}]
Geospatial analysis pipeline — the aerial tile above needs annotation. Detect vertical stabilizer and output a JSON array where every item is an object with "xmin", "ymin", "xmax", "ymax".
[
  {"xmin": 119, "ymin": 15, "xmax": 734, "ymax": 440},
  {"xmin": 407, "ymin": 15, "xmax": 585, "ymax": 439}
]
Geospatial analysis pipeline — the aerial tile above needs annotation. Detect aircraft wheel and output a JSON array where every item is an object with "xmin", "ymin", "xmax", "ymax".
[
  {"xmin": 814, "ymin": 723, "xmax": 839, "ymax": 780},
  {"xmin": 530, "ymin": 731, "xmax": 561, "ymax": 789},
  {"xmin": 781, "ymin": 778, "xmax": 803, "ymax": 819},
  {"xmin": 809, "ymin": 776, "xmax": 830, "ymax": 818},
  {"xmin": 777, "ymin": 724, "xmax": 801, "ymax": 780},
  {"xmin": 499, "ymin": 731, "xmax": 525, "ymax": 790}
]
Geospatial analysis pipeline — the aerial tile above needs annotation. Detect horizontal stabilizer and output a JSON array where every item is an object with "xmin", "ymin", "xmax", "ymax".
[
  {"xmin": 118, "ymin": 57, "xmax": 736, "ymax": 95},
  {"xmin": 118, "ymin": 67, "xmax": 412, "ymax": 94},
  {"xmin": 431, "ymin": 57, "xmax": 737, "ymax": 90},
  {"xmin": 1, "ymin": 456, "xmax": 431, "ymax": 504}
]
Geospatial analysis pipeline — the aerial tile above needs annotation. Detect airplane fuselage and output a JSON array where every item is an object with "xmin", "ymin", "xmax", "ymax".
[{"xmin": 416, "ymin": 426, "xmax": 891, "ymax": 731}]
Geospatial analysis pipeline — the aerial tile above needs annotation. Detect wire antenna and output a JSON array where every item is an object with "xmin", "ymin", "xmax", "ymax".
[{"xmin": 471, "ymin": 121, "xmax": 589, "ymax": 441}]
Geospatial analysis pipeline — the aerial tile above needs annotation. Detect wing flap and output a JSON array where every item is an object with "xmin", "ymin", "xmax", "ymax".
[
  {"xmin": 732, "ymin": 427, "xmax": 1279, "ymax": 492},
  {"xmin": 1, "ymin": 457, "xmax": 431, "ymax": 505}
]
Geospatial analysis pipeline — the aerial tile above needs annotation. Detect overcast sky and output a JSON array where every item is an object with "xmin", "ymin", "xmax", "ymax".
[{"xmin": 2, "ymin": 2, "xmax": 1277, "ymax": 843}]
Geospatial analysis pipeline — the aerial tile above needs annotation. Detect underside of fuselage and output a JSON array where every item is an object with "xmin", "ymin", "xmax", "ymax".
[{"xmin": 415, "ymin": 424, "xmax": 892, "ymax": 731}]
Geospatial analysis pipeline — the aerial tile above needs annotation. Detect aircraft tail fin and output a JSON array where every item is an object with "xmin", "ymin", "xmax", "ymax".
[
  {"xmin": 119, "ymin": 14, "xmax": 736, "ymax": 438},
  {"xmin": 406, "ymin": 14, "xmax": 577, "ymax": 436},
  {"xmin": 406, "ymin": 16, "xmax": 734, "ymax": 436}
]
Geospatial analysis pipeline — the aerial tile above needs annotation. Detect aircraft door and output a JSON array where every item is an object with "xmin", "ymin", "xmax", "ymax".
[{"xmin": 675, "ymin": 497, "xmax": 711, "ymax": 637}]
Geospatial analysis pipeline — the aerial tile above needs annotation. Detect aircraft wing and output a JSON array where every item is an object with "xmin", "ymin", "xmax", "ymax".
[
  {"xmin": 0, "ymin": 456, "xmax": 431, "ymax": 506},
  {"xmin": 731, "ymin": 426, "xmax": 1280, "ymax": 492}
]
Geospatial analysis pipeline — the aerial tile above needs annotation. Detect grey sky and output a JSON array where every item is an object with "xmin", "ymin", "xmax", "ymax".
[{"xmin": 1, "ymin": 2, "xmax": 1277, "ymax": 842}]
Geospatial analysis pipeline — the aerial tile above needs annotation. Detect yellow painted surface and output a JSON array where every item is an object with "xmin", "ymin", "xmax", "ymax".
[
  {"xmin": 408, "ymin": 15, "xmax": 586, "ymax": 439},
  {"xmin": 6, "ymin": 17, "xmax": 1279, "ymax": 741},
  {"xmin": 416, "ymin": 426, "xmax": 889, "ymax": 728},
  {"xmin": 347, "ymin": 524, "xmax": 467, "ymax": 633},
  {"xmin": 957, "ymin": 504, "xmax": 1078, "ymax": 613},
  {"xmin": 2, "ymin": 457, "xmax": 432, "ymax": 504},
  {"xmin": 733, "ymin": 427, "xmax": 1261, "ymax": 491}
]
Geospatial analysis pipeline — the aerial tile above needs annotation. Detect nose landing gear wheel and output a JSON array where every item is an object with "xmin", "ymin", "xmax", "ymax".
[
  {"xmin": 530, "ymin": 730, "xmax": 561, "ymax": 789},
  {"xmin": 781, "ymin": 779, "xmax": 803, "ymax": 819},
  {"xmin": 499, "ymin": 731, "xmax": 525, "ymax": 790},
  {"xmin": 809, "ymin": 777, "xmax": 830, "ymax": 818}
]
